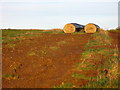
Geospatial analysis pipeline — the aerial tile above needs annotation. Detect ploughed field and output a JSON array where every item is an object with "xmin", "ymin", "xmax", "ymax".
[{"xmin": 2, "ymin": 29, "xmax": 119, "ymax": 88}]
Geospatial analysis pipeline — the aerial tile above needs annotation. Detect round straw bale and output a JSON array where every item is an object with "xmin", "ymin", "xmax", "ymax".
[
  {"xmin": 63, "ymin": 24, "xmax": 76, "ymax": 33},
  {"xmin": 63, "ymin": 23, "xmax": 84, "ymax": 33},
  {"xmin": 84, "ymin": 23, "xmax": 100, "ymax": 33}
]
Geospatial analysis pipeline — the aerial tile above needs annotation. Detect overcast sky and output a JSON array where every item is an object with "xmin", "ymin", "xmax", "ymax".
[{"xmin": 0, "ymin": 0, "xmax": 119, "ymax": 29}]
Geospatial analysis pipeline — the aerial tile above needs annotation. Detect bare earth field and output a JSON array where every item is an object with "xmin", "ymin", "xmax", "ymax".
[{"xmin": 2, "ymin": 29, "xmax": 119, "ymax": 88}]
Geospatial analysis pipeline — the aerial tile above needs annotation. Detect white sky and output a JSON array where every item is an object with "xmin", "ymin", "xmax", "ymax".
[
  {"xmin": 0, "ymin": 0, "xmax": 119, "ymax": 29},
  {"xmin": 0, "ymin": 0, "xmax": 119, "ymax": 2}
]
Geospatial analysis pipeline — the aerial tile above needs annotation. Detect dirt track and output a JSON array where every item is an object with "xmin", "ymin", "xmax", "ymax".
[{"xmin": 2, "ymin": 33, "xmax": 93, "ymax": 88}]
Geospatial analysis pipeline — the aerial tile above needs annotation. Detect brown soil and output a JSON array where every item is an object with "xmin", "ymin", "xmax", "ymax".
[
  {"xmin": 2, "ymin": 33, "xmax": 92, "ymax": 88},
  {"xmin": 2, "ymin": 31, "xmax": 119, "ymax": 88},
  {"xmin": 108, "ymin": 31, "xmax": 119, "ymax": 46}
]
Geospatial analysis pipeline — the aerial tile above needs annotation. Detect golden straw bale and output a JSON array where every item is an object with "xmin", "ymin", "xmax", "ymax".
[
  {"xmin": 63, "ymin": 24, "xmax": 76, "ymax": 33},
  {"xmin": 63, "ymin": 23, "xmax": 84, "ymax": 33},
  {"xmin": 85, "ymin": 23, "xmax": 100, "ymax": 33}
]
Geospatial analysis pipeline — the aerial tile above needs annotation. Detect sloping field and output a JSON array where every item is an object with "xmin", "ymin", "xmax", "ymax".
[{"xmin": 2, "ymin": 29, "xmax": 119, "ymax": 88}]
